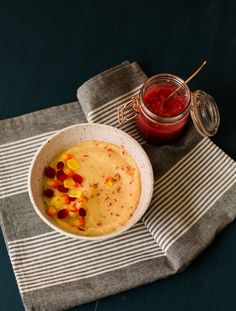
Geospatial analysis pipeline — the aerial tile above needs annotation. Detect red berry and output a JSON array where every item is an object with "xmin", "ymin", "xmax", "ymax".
[
  {"xmin": 79, "ymin": 208, "xmax": 86, "ymax": 217},
  {"xmin": 57, "ymin": 184, "xmax": 69, "ymax": 193},
  {"xmin": 57, "ymin": 161, "xmax": 64, "ymax": 170},
  {"xmin": 56, "ymin": 170, "xmax": 68, "ymax": 182},
  {"xmin": 69, "ymin": 197, "xmax": 76, "ymax": 201},
  {"xmin": 44, "ymin": 188, "xmax": 54, "ymax": 198},
  {"xmin": 57, "ymin": 209, "xmax": 69, "ymax": 219},
  {"xmin": 44, "ymin": 166, "xmax": 56, "ymax": 178},
  {"xmin": 73, "ymin": 174, "xmax": 83, "ymax": 184}
]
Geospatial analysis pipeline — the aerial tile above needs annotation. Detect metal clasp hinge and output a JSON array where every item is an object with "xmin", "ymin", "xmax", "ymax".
[{"xmin": 117, "ymin": 96, "xmax": 140, "ymax": 124}]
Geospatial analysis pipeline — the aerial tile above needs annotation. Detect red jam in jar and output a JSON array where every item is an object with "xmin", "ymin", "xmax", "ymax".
[
  {"xmin": 143, "ymin": 85, "xmax": 187, "ymax": 117},
  {"xmin": 136, "ymin": 74, "xmax": 191, "ymax": 145}
]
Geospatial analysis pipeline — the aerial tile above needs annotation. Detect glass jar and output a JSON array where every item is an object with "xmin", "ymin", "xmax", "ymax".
[{"xmin": 118, "ymin": 73, "xmax": 220, "ymax": 145}]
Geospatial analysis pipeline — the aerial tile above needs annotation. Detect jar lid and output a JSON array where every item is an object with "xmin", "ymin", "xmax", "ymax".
[{"xmin": 190, "ymin": 90, "xmax": 220, "ymax": 137}]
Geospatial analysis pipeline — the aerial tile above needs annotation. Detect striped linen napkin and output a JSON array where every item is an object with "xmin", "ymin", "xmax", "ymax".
[{"xmin": 0, "ymin": 61, "xmax": 236, "ymax": 311}]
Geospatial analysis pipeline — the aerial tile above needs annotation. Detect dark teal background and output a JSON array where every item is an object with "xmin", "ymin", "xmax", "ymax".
[{"xmin": 0, "ymin": 1, "xmax": 236, "ymax": 310}]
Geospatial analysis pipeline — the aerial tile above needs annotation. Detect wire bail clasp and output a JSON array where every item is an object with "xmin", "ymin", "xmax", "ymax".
[{"xmin": 117, "ymin": 96, "xmax": 140, "ymax": 124}]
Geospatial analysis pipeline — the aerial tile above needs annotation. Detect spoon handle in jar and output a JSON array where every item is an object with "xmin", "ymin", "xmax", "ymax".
[{"xmin": 164, "ymin": 60, "xmax": 207, "ymax": 104}]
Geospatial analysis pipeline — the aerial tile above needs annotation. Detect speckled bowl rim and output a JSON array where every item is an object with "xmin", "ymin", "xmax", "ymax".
[{"xmin": 28, "ymin": 123, "xmax": 154, "ymax": 240}]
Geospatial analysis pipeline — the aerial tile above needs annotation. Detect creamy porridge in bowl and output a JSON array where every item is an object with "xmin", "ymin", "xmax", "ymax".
[{"xmin": 28, "ymin": 124, "xmax": 153, "ymax": 240}]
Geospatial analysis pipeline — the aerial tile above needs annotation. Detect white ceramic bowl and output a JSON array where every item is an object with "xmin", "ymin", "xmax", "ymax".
[{"xmin": 28, "ymin": 123, "xmax": 154, "ymax": 240}]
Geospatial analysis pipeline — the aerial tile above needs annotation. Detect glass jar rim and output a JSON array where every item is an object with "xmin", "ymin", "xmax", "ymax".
[{"xmin": 139, "ymin": 73, "xmax": 191, "ymax": 124}]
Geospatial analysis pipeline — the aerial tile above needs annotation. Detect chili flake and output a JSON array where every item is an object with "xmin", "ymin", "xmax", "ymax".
[
  {"xmin": 91, "ymin": 183, "xmax": 99, "ymax": 188},
  {"xmin": 106, "ymin": 177, "xmax": 114, "ymax": 187},
  {"xmin": 113, "ymin": 173, "xmax": 121, "ymax": 181},
  {"xmin": 116, "ymin": 187, "xmax": 121, "ymax": 193}
]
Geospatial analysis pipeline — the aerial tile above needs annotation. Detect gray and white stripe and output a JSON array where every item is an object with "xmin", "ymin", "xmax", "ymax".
[
  {"xmin": 87, "ymin": 84, "xmax": 145, "ymax": 144},
  {"xmin": 143, "ymin": 138, "xmax": 236, "ymax": 251},
  {"xmin": 8, "ymin": 222, "xmax": 165, "ymax": 293},
  {"xmin": 0, "ymin": 131, "xmax": 56, "ymax": 199}
]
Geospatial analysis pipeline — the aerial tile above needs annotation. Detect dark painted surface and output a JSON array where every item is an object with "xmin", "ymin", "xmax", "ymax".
[{"xmin": 0, "ymin": 1, "xmax": 235, "ymax": 310}]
